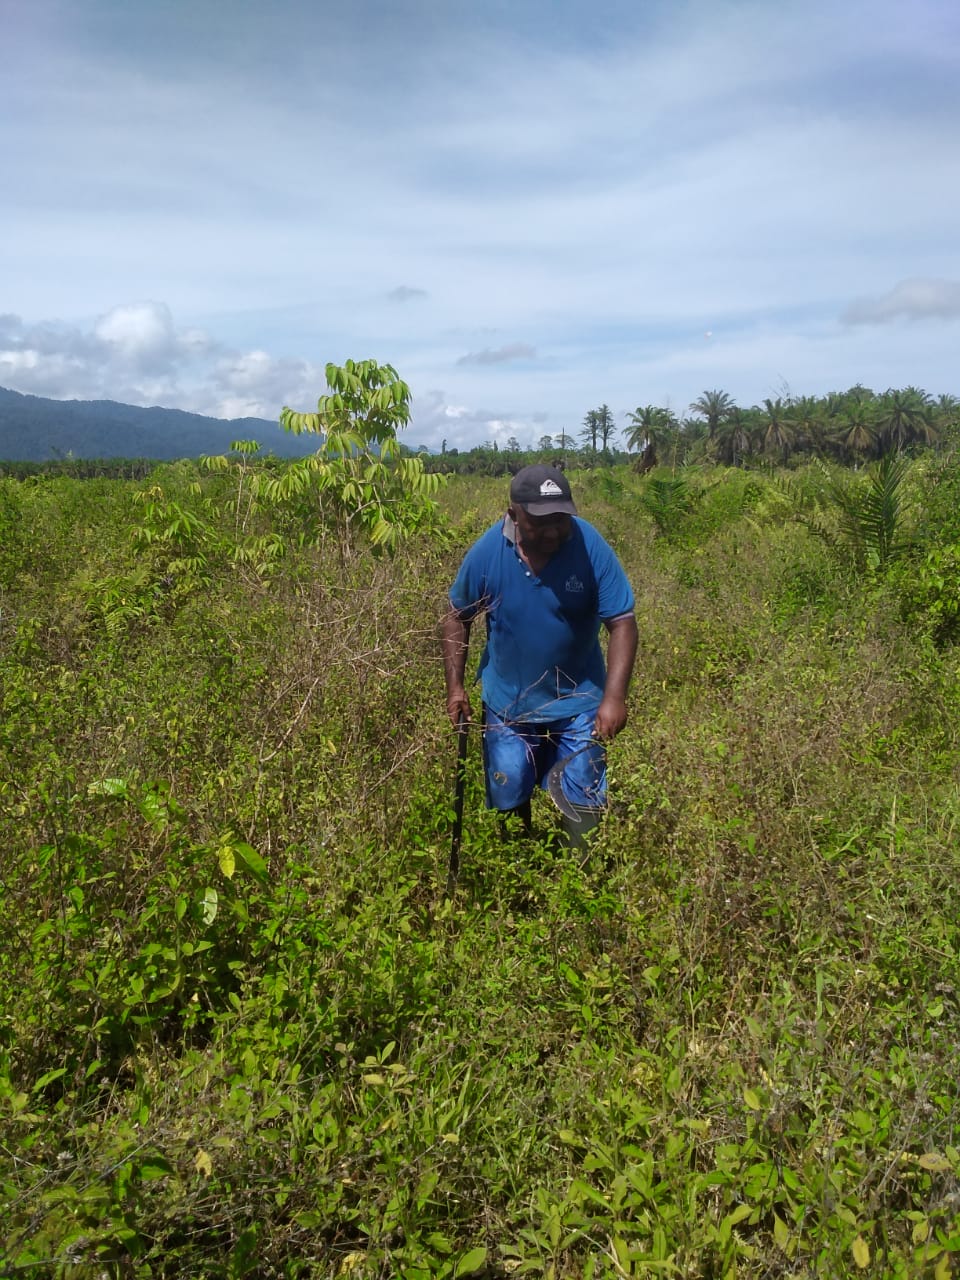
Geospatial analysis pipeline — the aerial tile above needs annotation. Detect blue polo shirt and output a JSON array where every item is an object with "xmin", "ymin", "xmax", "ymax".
[{"xmin": 449, "ymin": 515, "xmax": 634, "ymax": 723}]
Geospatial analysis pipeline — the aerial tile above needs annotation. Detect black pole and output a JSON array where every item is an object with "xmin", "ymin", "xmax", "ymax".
[{"xmin": 445, "ymin": 712, "xmax": 469, "ymax": 897}]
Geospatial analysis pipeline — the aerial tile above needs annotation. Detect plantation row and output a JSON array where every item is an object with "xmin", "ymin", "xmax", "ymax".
[
  {"xmin": 424, "ymin": 383, "xmax": 959, "ymax": 476},
  {"xmin": 2, "ymin": 408, "xmax": 960, "ymax": 1274}
]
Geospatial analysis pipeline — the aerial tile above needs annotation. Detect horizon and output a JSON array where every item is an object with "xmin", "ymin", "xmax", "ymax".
[{"xmin": 3, "ymin": 377, "xmax": 958, "ymax": 460}]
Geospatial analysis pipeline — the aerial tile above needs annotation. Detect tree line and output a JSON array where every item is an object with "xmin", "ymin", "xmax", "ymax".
[
  {"xmin": 3, "ymin": 383, "xmax": 956, "ymax": 482},
  {"xmin": 429, "ymin": 384, "xmax": 959, "ymax": 477}
]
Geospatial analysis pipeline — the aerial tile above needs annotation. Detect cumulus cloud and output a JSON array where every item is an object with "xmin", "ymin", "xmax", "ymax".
[
  {"xmin": 386, "ymin": 285, "xmax": 428, "ymax": 303},
  {"xmin": 841, "ymin": 278, "xmax": 960, "ymax": 325},
  {"xmin": 210, "ymin": 349, "xmax": 323, "ymax": 419},
  {"xmin": 95, "ymin": 301, "xmax": 176, "ymax": 358},
  {"xmin": 403, "ymin": 387, "xmax": 550, "ymax": 452},
  {"xmin": 456, "ymin": 343, "xmax": 537, "ymax": 366},
  {"xmin": 0, "ymin": 303, "xmax": 324, "ymax": 420}
]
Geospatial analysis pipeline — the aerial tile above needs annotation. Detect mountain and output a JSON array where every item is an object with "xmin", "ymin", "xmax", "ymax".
[{"xmin": 0, "ymin": 386, "xmax": 320, "ymax": 461}]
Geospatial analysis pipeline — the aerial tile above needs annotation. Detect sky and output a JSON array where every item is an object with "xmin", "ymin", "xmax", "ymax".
[{"xmin": 2, "ymin": 0, "xmax": 959, "ymax": 452}]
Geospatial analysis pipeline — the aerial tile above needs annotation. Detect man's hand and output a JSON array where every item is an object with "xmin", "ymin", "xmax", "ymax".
[
  {"xmin": 596, "ymin": 613, "xmax": 638, "ymax": 740},
  {"xmin": 442, "ymin": 608, "xmax": 473, "ymax": 729},
  {"xmin": 446, "ymin": 688, "xmax": 472, "ymax": 729},
  {"xmin": 594, "ymin": 693, "xmax": 628, "ymax": 740}
]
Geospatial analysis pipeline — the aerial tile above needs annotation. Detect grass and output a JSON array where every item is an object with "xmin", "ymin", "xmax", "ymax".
[{"xmin": 0, "ymin": 460, "xmax": 958, "ymax": 1277}]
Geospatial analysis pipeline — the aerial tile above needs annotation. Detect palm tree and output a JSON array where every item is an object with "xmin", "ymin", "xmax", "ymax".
[
  {"xmin": 934, "ymin": 394, "xmax": 960, "ymax": 446},
  {"xmin": 624, "ymin": 405, "xmax": 676, "ymax": 452},
  {"xmin": 760, "ymin": 397, "xmax": 795, "ymax": 464},
  {"xmin": 831, "ymin": 400, "xmax": 879, "ymax": 463},
  {"xmin": 689, "ymin": 389, "xmax": 736, "ymax": 439},
  {"xmin": 580, "ymin": 410, "xmax": 599, "ymax": 452},
  {"xmin": 714, "ymin": 408, "xmax": 755, "ymax": 466},
  {"xmin": 580, "ymin": 405, "xmax": 615, "ymax": 453},
  {"xmin": 810, "ymin": 455, "xmax": 910, "ymax": 574},
  {"xmin": 595, "ymin": 404, "xmax": 615, "ymax": 451},
  {"xmin": 877, "ymin": 387, "xmax": 935, "ymax": 455},
  {"xmin": 624, "ymin": 405, "xmax": 658, "ymax": 452},
  {"xmin": 790, "ymin": 395, "xmax": 827, "ymax": 458}
]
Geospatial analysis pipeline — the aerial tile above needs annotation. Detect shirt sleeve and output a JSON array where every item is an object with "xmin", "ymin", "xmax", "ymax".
[
  {"xmin": 586, "ymin": 525, "xmax": 634, "ymax": 620},
  {"xmin": 449, "ymin": 536, "xmax": 491, "ymax": 621}
]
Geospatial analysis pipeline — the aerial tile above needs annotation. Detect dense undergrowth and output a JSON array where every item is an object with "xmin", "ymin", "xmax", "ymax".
[{"xmin": 1, "ymin": 452, "xmax": 959, "ymax": 1278}]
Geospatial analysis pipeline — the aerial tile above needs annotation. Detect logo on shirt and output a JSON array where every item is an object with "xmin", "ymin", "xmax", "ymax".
[
  {"xmin": 565, "ymin": 574, "xmax": 584, "ymax": 593},
  {"xmin": 540, "ymin": 479, "xmax": 564, "ymax": 496}
]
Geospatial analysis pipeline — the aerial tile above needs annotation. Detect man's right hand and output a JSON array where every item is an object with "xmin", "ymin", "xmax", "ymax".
[
  {"xmin": 442, "ymin": 609, "xmax": 473, "ymax": 730},
  {"xmin": 447, "ymin": 690, "xmax": 472, "ymax": 728}
]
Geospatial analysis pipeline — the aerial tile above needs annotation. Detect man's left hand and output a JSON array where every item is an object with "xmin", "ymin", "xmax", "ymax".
[{"xmin": 594, "ymin": 694, "xmax": 628, "ymax": 740}]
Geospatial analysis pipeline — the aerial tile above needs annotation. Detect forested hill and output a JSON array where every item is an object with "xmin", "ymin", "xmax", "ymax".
[{"xmin": 0, "ymin": 386, "xmax": 319, "ymax": 461}]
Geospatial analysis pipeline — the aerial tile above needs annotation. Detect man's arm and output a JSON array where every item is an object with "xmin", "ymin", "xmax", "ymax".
[
  {"xmin": 594, "ymin": 613, "xmax": 638, "ymax": 739},
  {"xmin": 441, "ymin": 607, "xmax": 473, "ymax": 727}
]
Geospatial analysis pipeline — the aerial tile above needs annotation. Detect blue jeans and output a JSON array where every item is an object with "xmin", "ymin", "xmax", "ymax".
[{"xmin": 482, "ymin": 705, "xmax": 606, "ymax": 811}]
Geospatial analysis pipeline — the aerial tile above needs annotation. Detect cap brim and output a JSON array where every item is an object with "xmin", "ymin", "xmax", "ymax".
[{"xmin": 519, "ymin": 498, "xmax": 577, "ymax": 516}]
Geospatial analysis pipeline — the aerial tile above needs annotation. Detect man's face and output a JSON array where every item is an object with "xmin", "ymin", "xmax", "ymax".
[{"xmin": 510, "ymin": 506, "xmax": 573, "ymax": 558}]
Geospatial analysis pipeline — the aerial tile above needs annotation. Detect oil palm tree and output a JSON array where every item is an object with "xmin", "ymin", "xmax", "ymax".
[
  {"xmin": 831, "ymin": 399, "xmax": 879, "ymax": 463},
  {"xmin": 624, "ymin": 405, "xmax": 677, "ymax": 452},
  {"xmin": 878, "ymin": 387, "xmax": 935, "ymax": 454},
  {"xmin": 804, "ymin": 455, "xmax": 910, "ymax": 574},
  {"xmin": 689, "ymin": 389, "xmax": 736, "ymax": 439},
  {"xmin": 760, "ymin": 397, "xmax": 795, "ymax": 464},
  {"xmin": 714, "ymin": 408, "xmax": 755, "ymax": 466},
  {"xmin": 790, "ymin": 395, "xmax": 827, "ymax": 458}
]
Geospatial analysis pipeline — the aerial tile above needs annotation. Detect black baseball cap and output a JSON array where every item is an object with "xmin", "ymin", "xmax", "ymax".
[{"xmin": 509, "ymin": 464, "xmax": 577, "ymax": 516}]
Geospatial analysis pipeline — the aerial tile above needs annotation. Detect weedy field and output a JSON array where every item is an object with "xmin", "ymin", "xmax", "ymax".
[{"xmin": 1, "ymin": 447, "xmax": 959, "ymax": 1278}]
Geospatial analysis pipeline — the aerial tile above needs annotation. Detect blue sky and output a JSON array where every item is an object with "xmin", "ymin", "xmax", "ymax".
[{"xmin": 2, "ymin": 0, "xmax": 958, "ymax": 450}]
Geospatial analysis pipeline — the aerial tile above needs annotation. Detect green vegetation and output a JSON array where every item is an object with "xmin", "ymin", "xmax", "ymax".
[
  {"xmin": 2, "ymin": 372, "xmax": 960, "ymax": 1277},
  {"xmin": 429, "ymin": 383, "xmax": 959, "ymax": 478}
]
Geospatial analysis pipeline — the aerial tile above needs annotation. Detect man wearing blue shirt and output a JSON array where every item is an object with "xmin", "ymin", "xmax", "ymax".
[{"xmin": 442, "ymin": 463, "xmax": 638, "ymax": 848}]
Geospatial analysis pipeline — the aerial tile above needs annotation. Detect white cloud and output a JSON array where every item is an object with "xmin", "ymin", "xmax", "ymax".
[
  {"xmin": 1, "ymin": 0, "xmax": 958, "ymax": 443},
  {"xmin": 94, "ymin": 301, "xmax": 176, "ymax": 357},
  {"xmin": 0, "ymin": 305, "xmax": 324, "ymax": 420},
  {"xmin": 841, "ymin": 278, "xmax": 960, "ymax": 325}
]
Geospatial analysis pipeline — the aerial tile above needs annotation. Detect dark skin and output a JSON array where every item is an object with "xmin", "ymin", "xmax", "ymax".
[{"xmin": 442, "ymin": 505, "xmax": 638, "ymax": 739}]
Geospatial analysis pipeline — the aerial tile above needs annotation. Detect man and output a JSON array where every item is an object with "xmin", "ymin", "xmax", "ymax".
[{"xmin": 442, "ymin": 463, "xmax": 638, "ymax": 848}]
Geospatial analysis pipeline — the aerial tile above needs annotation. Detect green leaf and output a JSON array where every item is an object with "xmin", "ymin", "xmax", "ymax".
[
  {"xmin": 201, "ymin": 888, "xmax": 218, "ymax": 925},
  {"xmin": 851, "ymin": 1235, "xmax": 870, "ymax": 1268},
  {"xmin": 218, "ymin": 845, "xmax": 236, "ymax": 879},
  {"xmin": 87, "ymin": 777, "xmax": 128, "ymax": 797},
  {"xmin": 139, "ymin": 1156, "xmax": 174, "ymax": 1181},
  {"xmin": 919, "ymin": 1152, "xmax": 953, "ymax": 1172},
  {"xmin": 453, "ymin": 1248, "xmax": 488, "ymax": 1277},
  {"xmin": 743, "ymin": 1087, "xmax": 763, "ymax": 1110},
  {"xmin": 773, "ymin": 1213, "xmax": 790, "ymax": 1251},
  {"xmin": 726, "ymin": 1203, "xmax": 754, "ymax": 1227},
  {"xmin": 234, "ymin": 842, "xmax": 268, "ymax": 882},
  {"xmin": 32, "ymin": 1068, "xmax": 67, "ymax": 1092}
]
